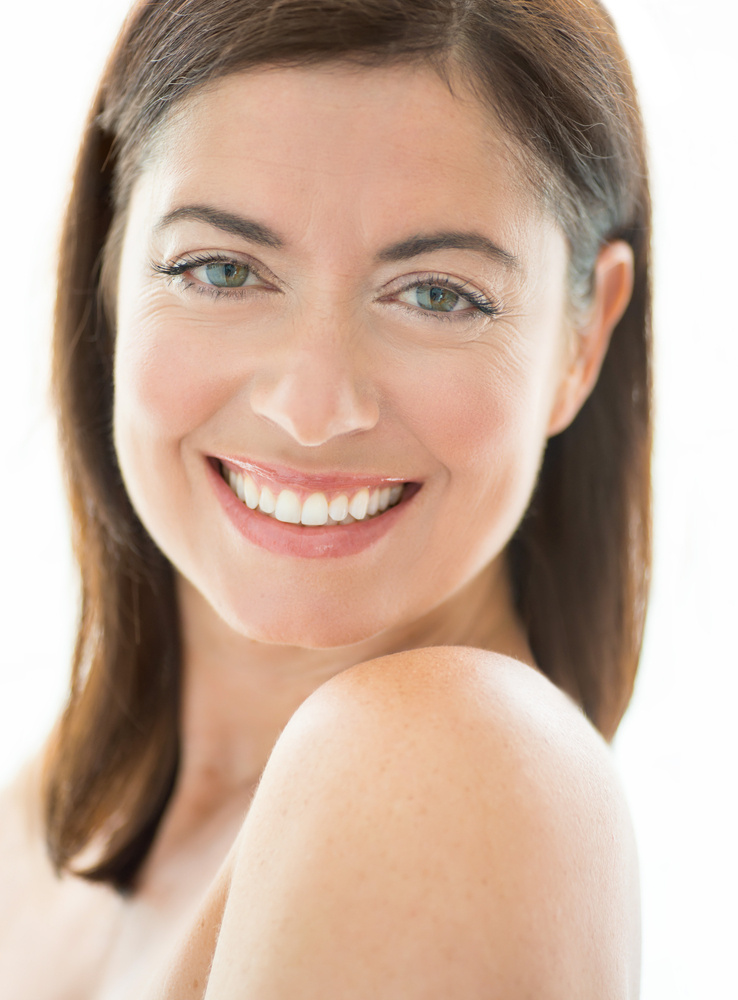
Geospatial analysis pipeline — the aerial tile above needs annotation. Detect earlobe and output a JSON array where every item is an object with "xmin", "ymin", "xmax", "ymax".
[{"xmin": 547, "ymin": 239, "xmax": 635, "ymax": 437}]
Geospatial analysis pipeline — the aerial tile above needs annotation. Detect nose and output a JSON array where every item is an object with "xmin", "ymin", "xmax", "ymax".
[{"xmin": 249, "ymin": 339, "xmax": 381, "ymax": 448}]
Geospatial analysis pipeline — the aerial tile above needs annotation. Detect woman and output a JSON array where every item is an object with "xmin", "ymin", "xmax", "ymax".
[{"xmin": 0, "ymin": 0, "xmax": 651, "ymax": 996}]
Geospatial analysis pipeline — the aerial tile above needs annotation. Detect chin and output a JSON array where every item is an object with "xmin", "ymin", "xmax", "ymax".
[
  {"xmin": 233, "ymin": 616, "xmax": 389, "ymax": 652},
  {"xmin": 201, "ymin": 583, "xmax": 399, "ymax": 651}
]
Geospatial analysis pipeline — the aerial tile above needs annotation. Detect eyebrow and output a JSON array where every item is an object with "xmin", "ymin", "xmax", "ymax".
[
  {"xmin": 155, "ymin": 205, "xmax": 285, "ymax": 249},
  {"xmin": 155, "ymin": 205, "xmax": 519, "ymax": 269},
  {"xmin": 375, "ymin": 232, "xmax": 519, "ymax": 270}
]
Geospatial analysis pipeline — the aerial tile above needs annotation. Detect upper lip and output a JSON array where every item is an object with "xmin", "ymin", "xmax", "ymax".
[{"xmin": 212, "ymin": 454, "xmax": 417, "ymax": 492}]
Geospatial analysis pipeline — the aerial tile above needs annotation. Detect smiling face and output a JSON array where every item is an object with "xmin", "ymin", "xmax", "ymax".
[{"xmin": 112, "ymin": 62, "xmax": 580, "ymax": 650}]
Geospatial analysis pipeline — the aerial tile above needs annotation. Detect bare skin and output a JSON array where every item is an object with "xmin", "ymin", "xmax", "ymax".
[
  {"xmin": 0, "ymin": 583, "xmax": 534, "ymax": 998},
  {"xmin": 0, "ymin": 648, "xmax": 641, "ymax": 1000},
  {"xmin": 0, "ymin": 63, "xmax": 637, "ymax": 998}
]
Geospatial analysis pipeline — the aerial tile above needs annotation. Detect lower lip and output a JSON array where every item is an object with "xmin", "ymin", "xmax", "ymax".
[{"xmin": 206, "ymin": 459, "xmax": 417, "ymax": 559}]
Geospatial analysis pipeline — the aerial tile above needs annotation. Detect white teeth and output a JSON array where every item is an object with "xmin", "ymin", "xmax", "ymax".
[
  {"xmin": 228, "ymin": 469, "xmax": 259, "ymax": 508},
  {"xmin": 348, "ymin": 488, "xmax": 370, "ymax": 520},
  {"xmin": 301, "ymin": 493, "xmax": 329, "ymax": 526},
  {"xmin": 243, "ymin": 475, "xmax": 259, "ymax": 509},
  {"xmin": 328, "ymin": 494, "xmax": 349, "ymax": 522},
  {"xmin": 222, "ymin": 465, "xmax": 407, "ymax": 526},
  {"xmin": 274, "ymin": 490, "xmax": 301, "ymax": 524},
  {"xmin": 259, "ymin": 486, "xmax": 276, "ymax": 514}
]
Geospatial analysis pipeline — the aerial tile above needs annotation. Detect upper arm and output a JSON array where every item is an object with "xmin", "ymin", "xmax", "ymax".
[{"xmin": 204, "ymin": 648, "xmax": 640, "ymax": 999}]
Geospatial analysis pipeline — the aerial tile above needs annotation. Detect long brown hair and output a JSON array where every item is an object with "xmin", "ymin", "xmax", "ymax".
[{"xmin": 45, "ymin": 0, "xmax": 652, "ymax": 891}]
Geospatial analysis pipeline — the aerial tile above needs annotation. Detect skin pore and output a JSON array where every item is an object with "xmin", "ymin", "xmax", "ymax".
[{"xmin": 111, "ymin": 59, "xmax": 633, "ymax": 927}]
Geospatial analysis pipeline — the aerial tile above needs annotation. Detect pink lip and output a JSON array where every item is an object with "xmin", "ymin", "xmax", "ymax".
[
  {"xmin": 215, "ymin": 454, "xmax": 410, "ymax": 493},
  {"xmin": 207, "ymin": 459, "xmax": 419, "ymax": 559}
]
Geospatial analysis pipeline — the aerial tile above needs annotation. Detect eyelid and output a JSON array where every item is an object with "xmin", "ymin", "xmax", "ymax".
[
  {"xmin": 382, "ymin": 271, "xmax": 501, "ymax": 319},
  {"xmin": 151, "ymin": 254, "xmax": 501, "ymax": 319},
  {"xmin": 151, "ymin": 249, "xmax": 283, "ymax": 289}
]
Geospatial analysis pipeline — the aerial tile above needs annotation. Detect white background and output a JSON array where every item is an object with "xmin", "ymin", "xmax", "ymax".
[{"xmin": 1, "ymin": 1, "xmax": 736, "ymax": 996}]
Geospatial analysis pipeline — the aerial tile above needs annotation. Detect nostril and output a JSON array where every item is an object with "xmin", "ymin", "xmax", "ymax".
[{"xmin": 249, "ymin": 369, "xmax": 380, "ymax": 447}]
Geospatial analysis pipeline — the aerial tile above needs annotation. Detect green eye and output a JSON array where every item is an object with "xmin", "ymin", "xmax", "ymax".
[
  {"xmin": 203, "ymin": 262, "xmax": 251, "ymax": 287},
  {"xmin": 415, "ymin": 284, "xmax": 461, "ymax": 312}
]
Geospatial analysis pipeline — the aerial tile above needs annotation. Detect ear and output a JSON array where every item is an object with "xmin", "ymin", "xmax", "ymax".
[{"xmin": 547, "ymin": 239, "xmax": 635, "ymax": 437}]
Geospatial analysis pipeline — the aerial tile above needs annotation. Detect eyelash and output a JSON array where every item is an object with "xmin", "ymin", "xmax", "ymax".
[
  {"xmin": 151, "ymin": 253, "xmax": 267, "ymax": 300},
  {"xmin": 150, "ymin": 253, "xmax": 501, "ymax": 321},
  {"xmin": 400, "ymin": 273, "xmax": 500, "ymax": 320}
]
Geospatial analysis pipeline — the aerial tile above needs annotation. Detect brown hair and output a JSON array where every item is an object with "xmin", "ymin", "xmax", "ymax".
[{"xmin": 44, "ymin": 0, "xmax": 652, "ymax": 891}]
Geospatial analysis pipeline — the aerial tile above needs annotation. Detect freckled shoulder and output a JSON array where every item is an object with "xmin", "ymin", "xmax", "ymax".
[{"xmin": 197, "ymin": 646, "xmax": 641, "ymax": 999}]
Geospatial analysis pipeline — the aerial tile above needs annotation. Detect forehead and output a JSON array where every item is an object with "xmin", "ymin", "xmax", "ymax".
[{"xmin": 134, "ymin": 63, "xmax": 553, "ymax": 266}]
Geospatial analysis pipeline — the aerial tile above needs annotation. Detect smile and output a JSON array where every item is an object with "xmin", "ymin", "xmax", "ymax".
[{"xmin": 219, "ymin": 462, "xmax": 408, "ymax": 526}]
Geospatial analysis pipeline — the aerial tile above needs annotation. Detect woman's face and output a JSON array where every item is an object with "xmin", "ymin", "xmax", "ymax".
[{"xmin": 113, "ymin": 63, "xmax": 576, "ymax": 648}]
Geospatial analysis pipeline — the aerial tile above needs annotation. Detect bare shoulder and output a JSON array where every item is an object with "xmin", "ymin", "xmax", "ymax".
[
  {"xmin": 0, "ymin": 756, "xmax": 69, "ymax": 936},
  {"xmin": 274, "ymin": 646, "xmax": 636, "ymax": 866},
  {"xmin": 296, "ymin": 643, "xmax": 616, "ymax": 760},
  {"xmin": 202, "ymin": 648, "xmax": 641, "ymax": 999},
  {"xmin": 0, "ymin": 758, "xmax": 46, "ymax": 899},
  {"xmin": 0, "ymin": 759, "xmax": 54, "ymax": 961}
]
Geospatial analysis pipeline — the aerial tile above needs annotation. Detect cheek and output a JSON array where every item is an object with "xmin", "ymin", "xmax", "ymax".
[
  {"xmin": 393, "ymin": 322, "xmax": 565, "ymax": 573},
  {"xmin": 111, "ymin": 301, "xmax": 247, "ymax": 540},
  {"xmin": 398, "ymin": 335, "xmax": 555, "ymax": 482},
  {"xmin": 113, "ymin": 303, "xmax": 236, "ymax": 450}
]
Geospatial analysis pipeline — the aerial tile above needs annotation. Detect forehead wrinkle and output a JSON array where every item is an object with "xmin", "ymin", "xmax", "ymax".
[{"xmin": 135, "ymin": 66, "xmax": 558, "ymax": 291}]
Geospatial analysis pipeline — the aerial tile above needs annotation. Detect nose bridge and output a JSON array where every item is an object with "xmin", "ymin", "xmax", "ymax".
[{"xmin": 249, "ymin": 312, "xmax": 381, "ymax": 448}]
